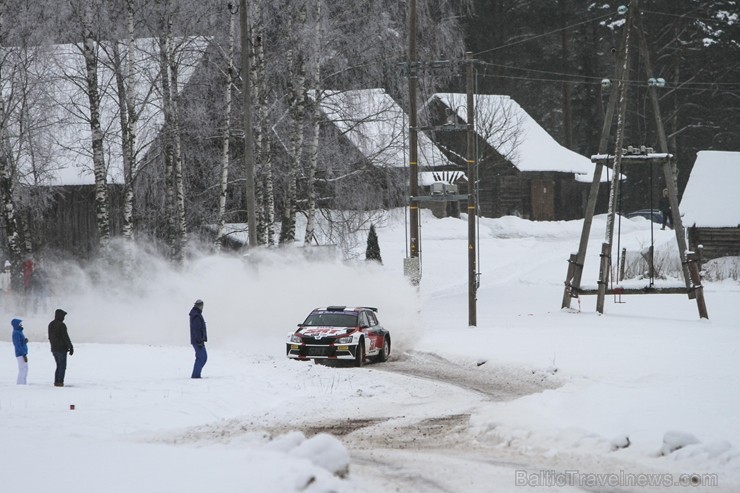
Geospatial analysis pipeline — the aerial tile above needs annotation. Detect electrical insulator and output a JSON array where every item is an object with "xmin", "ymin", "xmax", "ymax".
[
  {"xmin": 601, "ymin": 79, "xmax": 612, "ymax": 88},
  {"xmin": 656, "ymin": 78, "xmax": 666, "ymax": 88},
  {"xmin": 648, "ymin": 78, "xmax": 657, "ymax": 87},
  {"xmin": 617, "ymin": 5, "xmax": 628, "ymax": 15}
]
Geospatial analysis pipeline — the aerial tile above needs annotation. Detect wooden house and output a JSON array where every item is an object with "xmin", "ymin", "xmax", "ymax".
[
  {"xmin": 422, "ymin": 93, "xmax": 607, "ymax": 221},
  {"xmin": 680, "ymin": 150, "xmax": 740, "ymax": 262}
]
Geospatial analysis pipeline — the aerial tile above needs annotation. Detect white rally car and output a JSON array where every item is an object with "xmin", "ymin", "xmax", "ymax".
[{"xmin": 286, "ymin": 306, "xmax": 391, "ymax": 367}]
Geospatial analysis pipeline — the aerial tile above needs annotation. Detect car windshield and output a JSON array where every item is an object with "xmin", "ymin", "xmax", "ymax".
[{"xmin": 302, "ymin": 312, "xmax": 358, "ymax": 327}]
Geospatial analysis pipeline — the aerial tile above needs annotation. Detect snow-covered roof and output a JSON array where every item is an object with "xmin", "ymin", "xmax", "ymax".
[
  {"xmin": 430, "ymin": 93, "xmax": 605, "ymax": 182},
  {"xmin": 6, "ymin": 37, "xmax": 209, "ymax": 186},
  {"xmin": 680, "ymin": 150, "xmax": 740, "ymax": 227},
  {"xmin": 311, "ymin": 88, "xmax": 451, "ymax": 169}
]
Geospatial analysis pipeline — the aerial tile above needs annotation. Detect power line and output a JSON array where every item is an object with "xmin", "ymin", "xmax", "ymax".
[
  {"xmin": 473, "ymin": 11, "xmax": 614, "ymax": 57},
  {"xmin": 642, "ymin": 9, "xmax": 737, "ymax": 25},
  {"xmin": 475, "ymin": 61, "xmax": 740, "ymax": 90}
]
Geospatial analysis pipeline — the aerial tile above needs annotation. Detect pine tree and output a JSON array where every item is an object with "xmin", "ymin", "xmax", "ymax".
[{"xmin": 365, "ymin": 224, "xmax": 382, "ymax": 264}]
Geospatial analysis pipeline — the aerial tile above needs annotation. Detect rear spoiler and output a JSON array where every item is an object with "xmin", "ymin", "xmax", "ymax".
[{"xmin": 325, "ymin": 305, "xmax": 377, "ymax": 313}]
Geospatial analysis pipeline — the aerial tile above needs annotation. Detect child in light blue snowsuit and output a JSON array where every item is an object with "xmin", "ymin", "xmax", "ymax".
[{"xmin": 12, "ymin": 318, "xmax": 28, "ymax": 384}]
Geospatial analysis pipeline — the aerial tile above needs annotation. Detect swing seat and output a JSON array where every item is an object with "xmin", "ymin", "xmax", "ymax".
[{"xmin": 575, "ymin": 285, "xmax": 689, "ymax": 296}]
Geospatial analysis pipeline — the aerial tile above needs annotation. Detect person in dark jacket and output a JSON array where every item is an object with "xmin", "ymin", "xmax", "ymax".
[
  {"xmin": 189, "ymin": 299, "xmax": 208, "ymax": 378},
  {"xmin": 48, "ymin": 309, "xmax": 73, "ymax": 387},
  {"xmin": 658, "ymin": 188, "xmax": 673, "ymax": 230},
  {"xmin": 12, "ymin": 318, "xmax": 29, "ymax": 385}
]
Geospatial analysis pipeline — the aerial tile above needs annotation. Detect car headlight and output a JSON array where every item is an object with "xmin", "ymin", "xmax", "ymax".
[
  {"xmin": 289, "ymin": 334, "xmax": 302, "ymax": 343},
  {"xmin": 336, "ymin": 335, "xmax": 353, "ymax": 344}
]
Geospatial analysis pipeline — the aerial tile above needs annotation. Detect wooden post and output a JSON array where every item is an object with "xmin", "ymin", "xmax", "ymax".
[
  {"xmin": 619, "ymin": 247, "xmax": 626, "ymax": 281},
  {"xmin": 597, "ymin": 2, "xmax": 634, "ymax": 313},
  {"xmin": 596, "ymin": 242, "xmax": 611, "ymax": 314},
  {"xmin": 407, "ymin": 0, "xmax": 420, "ymax": 266},
  {"xmin": 466, "ymin": 52, "xmax": 477, "ymax": 327},
  {"xmin": 686, "ymin": 252, "xmax": 708, "ymax": 319},
  {"xmin": 563, "ymin": 253, "xmax": 578, "ymax": 300}
]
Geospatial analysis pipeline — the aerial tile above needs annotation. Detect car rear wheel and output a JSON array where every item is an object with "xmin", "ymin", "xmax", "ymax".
[
  {"xmin": 376, "ymin": 336, "xmax": 390, "ymax": 362},
  {"xmin": 354, "ymin": 339, "xmax": 365, "ymax": 367}
]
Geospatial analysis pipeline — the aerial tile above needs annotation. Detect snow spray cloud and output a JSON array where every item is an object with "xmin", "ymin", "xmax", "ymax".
[{"xmin": 16, "ymin": 239, "xmax": 422, "ymax": 356}]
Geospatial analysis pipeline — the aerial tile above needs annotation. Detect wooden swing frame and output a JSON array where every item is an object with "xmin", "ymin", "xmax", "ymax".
[{"xmin": 560, "ymin": 0, "xmax": 708, "ymax": 319}]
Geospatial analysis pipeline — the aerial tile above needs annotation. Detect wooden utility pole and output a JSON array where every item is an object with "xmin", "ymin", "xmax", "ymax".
[
  {"xmin": 596, "ymin": 3, "xmax": 634, "ymax": 314},
  {"xmin": 466, "ymin": 52, "xmax": 477, "ymax": 326},
  {"xmin": 241, "ymin": 0, "xmax": 257, "ymax": 247},
  {"xmin": 407, "ymin": 0, "xmax": 420, "ymax": 267}
]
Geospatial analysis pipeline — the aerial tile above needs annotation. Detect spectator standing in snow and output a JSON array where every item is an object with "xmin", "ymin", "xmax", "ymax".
[
  {"xmin": 48, "ymin": 309, "xmax": 73, "ymax": 387},
  {"xmin": 189, "ymin": 299, "xmax": 208, "ymax": 379},
  {"xmin": 12, "ymin": 318, "xmax": 29, "ymax": 385},
  {"xmin": 0, "ymin": 260, "xmax": 12, "ymax": 308},
  {"xmin": 658, "ymin": 188, "xmax": 673, "ymax": 230}
]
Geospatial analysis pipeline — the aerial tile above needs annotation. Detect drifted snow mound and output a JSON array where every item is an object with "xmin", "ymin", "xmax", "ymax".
[
  {"xmin": 610, "ymin": 434, "xmax": 631, "ymax": 451},
  {"xmin": 289, "ymin": 433, "xmax": 350, "ymax": 478},
  {"xmin": 660, "ymin": 430, "xmax": 700, "ymax": 456}
]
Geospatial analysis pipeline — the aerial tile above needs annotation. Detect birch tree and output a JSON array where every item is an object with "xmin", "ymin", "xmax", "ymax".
[
  {"xmin": 73, "ymin": 0, "xmax": 110, "ymax": 244},
  {"xmin": 110, "ymin": 0, "xmax": 139, "ymax": 241},
  {"xmin": 169, "ymin": 39, "xmax": 187, "ymax": 260},
  {"xmin": 253, "ymin": 1, "xmax": 275, "ymax": 246},
  {"xmin": 0, "ymin": 29, "xmax": 22, "ymax": 262},
  {"xmin": 303, "ymin": 0, "xmax": 324, "ymax": 247},
  {"xmin": 278, "ymin": 2, "xmax": 306, "ymax": 245},
  {"xmin": 157, "ymin": 0, "xmax": 187, "ymax": 262},
  {"xmin": 214, "ymin": 4, "xmax": 237, "ymax": 251}
]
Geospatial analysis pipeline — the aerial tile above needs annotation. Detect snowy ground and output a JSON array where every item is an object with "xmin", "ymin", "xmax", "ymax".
[{"xmin": 1, "ymin": 210, "xmax": 739, "ymax": 492}]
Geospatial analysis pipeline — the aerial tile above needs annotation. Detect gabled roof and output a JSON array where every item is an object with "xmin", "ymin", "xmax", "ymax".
[
  {"xmin": 310, "ymin": 88, "xmax": 452, "ymax": 169},
  {"xmin": 429, "ymin": 93, "xmax": 604, "ymax": 182},
  {"xmin": 680, "ymin": 150, "xmax": 740, "ymax": 227},
  {"xmin": 8, "ymin": 36, "xmax": 209, "ymax": 186}
]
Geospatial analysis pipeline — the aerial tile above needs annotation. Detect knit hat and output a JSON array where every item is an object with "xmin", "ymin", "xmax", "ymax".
[{"xmin": 194, "ymin": 299, "xmax": 204, "ymax": 306}]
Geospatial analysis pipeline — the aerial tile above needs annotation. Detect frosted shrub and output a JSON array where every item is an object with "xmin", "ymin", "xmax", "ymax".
[
  {"xmin": 701, "ymin": 256, "xmax": 740, "ymax": 282},
  {"xmin": 621, "ymin": 244, "xmax": 682, "ymax": 280}
]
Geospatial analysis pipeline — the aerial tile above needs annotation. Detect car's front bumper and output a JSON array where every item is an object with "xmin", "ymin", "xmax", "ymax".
[{"xmin": 286, "ymin": 343, "xmax": 358, "ymax": 361}]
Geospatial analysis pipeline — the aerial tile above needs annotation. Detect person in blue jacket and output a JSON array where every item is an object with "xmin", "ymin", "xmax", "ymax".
[
  {"xmin": 12, "ymin": 318, "xmax": 29, "ymax": 385},
  {"xmin": 189, "ymin": 299, "xmax": 208, "ymax": 378}
]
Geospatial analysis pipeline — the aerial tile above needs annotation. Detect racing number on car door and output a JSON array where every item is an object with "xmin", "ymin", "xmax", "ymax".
[{"xmin": 364, "ymin": 311, "xmax": 382, "ymax": 352}]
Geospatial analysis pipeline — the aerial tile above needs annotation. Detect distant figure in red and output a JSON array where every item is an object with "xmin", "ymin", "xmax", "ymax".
[{"xmin": 22, "ymin": 256, "xmax": 34, "ymax": 292}]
